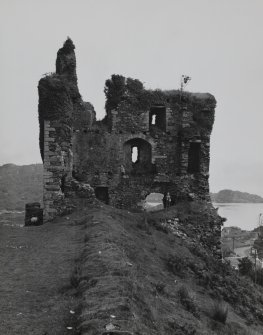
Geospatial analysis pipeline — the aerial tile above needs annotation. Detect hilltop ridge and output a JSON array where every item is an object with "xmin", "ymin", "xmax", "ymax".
[{"xmin": 211, "ymin": 190, "xmax": 263, "ymax": 203}]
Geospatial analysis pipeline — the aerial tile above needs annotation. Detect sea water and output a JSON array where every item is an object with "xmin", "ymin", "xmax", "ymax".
[{"xmin": 214, "ymin": 203, "xmax": 263, "ymax": 231}]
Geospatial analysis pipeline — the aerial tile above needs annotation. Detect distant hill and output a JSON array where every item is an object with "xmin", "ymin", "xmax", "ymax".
[
  {"xmin": 0, "ymin": 164, "xmax": 43, "ymax": 210},
  {"xmin": 211, "ymin": 189, "xmax": 263, "ymax": 203}
]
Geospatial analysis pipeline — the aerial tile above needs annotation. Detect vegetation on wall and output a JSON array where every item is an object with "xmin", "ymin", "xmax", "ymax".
[
  {"xmin": 104, "ymin": 74, "xmax": 126, "ymax": 114},
  {"xmin": 104, "ymin": 74, "xmax": 216, "ymax": 125}
]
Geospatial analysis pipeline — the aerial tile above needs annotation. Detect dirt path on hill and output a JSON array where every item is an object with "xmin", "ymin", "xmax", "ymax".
[{"xmin": 0, "ymin": 213, "xmax": 84, "ymax": 335}]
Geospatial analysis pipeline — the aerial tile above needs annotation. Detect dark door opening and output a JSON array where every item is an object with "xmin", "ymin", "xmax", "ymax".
[
  {"xmin": 187, "ymin": 142, "xmax": 201, "ymax": 173},
  {"xmin": 95, "ymin": 187, "xmax": 109, "ymax": 204}
]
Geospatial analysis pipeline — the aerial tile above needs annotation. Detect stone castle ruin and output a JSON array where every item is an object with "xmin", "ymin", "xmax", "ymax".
[{"xmin": 38, "ymin": 38, "xmax": 216, "ymax": 221}]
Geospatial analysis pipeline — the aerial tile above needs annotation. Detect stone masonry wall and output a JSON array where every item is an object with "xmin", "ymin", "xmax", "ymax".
[
  {"xmin": 73, "ymin": 84, "xmax": 216, "ymax": 210},
  {"xmin": 38, "ymin": 39, "xmax": 216, "ymax": 223},
  {"xmin": 43, "ymin": 119, "xmax": 73, "ymax": 220}
]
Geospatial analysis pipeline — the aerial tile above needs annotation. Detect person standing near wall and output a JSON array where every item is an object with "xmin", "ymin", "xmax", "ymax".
[
  {"xmin": 166, "ymin": 192, "xmax": 171, "ymax": 209},
  {"xmin": 120, "ymin": 164, "xmax": 125, "ymax": 176}
]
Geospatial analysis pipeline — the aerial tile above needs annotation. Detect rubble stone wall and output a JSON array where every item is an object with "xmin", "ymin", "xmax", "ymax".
[
  {"xmin": 73, "ymin": 91, "xmax": 215, "ymax": 210},
  {"xmin": 38, "ymin": 38, "xmax": 216, "ymax": 222}
]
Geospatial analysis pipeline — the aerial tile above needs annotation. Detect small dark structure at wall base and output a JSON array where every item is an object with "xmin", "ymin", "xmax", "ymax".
[
  {"xmin": 38, "ymin": 38, "xmax": 216, "ymax": 222},
  {"xmin": 25, "ymin": 202, "xmax": 43, "ymax": 226}
]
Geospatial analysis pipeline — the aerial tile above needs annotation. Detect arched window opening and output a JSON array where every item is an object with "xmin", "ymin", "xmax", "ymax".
[
  {"xmin": 149, "ymin": 106, "xmax": 166, "ymax": 131},
  {"xmin": 187, "ymin": 142, "xmax": 201, "ymax": 173},
  {"xmin": 124, "ymin": 138, "xmax": 154, "ymax": 175},
  {"xmin": 132, "ymin": 146, "xmax": 138, "ymax": 163}
]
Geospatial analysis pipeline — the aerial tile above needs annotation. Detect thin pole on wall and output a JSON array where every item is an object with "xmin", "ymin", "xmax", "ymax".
[
  {"xmin": 255, "ymin": 249, "xmax": 258, "ymax": 285},
  {"xmin": 232, "ymin": 236, "xmax": 236, "ymax": 252},
  {"xmin": 258, "ymin": 213, "xmax": 263, "ymax": 238},
  {"xmin": 180, "ymin": 75, "xmax": 191, "ymax": 100}
]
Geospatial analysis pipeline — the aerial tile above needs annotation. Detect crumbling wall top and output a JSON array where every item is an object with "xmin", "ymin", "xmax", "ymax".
[{"xmin": 56, "ymin": 38, "xmax": 77, "ymax": 78}]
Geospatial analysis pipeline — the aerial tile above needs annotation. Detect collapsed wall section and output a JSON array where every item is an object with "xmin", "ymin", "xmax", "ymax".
[{"xmin": 38, "ymin": 39, "xmax": 96, "ymax": 221}]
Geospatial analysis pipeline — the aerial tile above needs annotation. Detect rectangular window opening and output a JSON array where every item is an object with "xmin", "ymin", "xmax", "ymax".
[
  {"xmin": 149, "ymin": 106, "xmax": 166, "ymax": 131},
  {"xmin": 187, "ymin": 142, "xmax": 201, "ymax": 173}
]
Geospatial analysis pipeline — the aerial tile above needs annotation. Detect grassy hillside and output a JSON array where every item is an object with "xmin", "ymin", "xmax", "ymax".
[
  {"xmin": 0, "ymin": 209, "xmax": 82, "ymax": 334},
  {"xmin": 2, "ymin": 199, "xmax": 263, "ymax": 334},
  {"xmin": 74, "ymin": 203, "xmax": 263, "ymax": 334},
  {"xmin": 211, "ymin": 189, "xmax": 263, "ymax": 203},
  {"xmin": 0, "ymin": 164, "xmax": 43, "ymax": 210}
]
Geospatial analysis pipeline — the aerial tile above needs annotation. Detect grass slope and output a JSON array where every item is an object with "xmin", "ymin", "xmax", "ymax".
[
  {"xmin": 75, "ymin": 203, "xmax": 263, "ymax": 334},
  {"xmin": 0, "ymin": 212, "xmax": 83, "ymax": 334},
  {"xmin": 1, "ymin": 202, "xmax": 263, "ymax": 334}
]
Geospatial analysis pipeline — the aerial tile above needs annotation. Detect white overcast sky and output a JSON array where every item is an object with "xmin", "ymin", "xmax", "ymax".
[{"xmin": 0, "ymin": 0, "xmax": 262, "ymax": 195}]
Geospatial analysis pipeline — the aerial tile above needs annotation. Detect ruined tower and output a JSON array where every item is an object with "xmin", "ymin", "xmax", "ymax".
[{"xmin": 38, "ymin": 39, "xmax": 216, "ymax": 221}]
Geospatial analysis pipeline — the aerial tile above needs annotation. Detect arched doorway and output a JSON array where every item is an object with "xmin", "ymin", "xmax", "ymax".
[{"xmin": 145, "ymin": 192, "xmax": 164, "ymax": 212}]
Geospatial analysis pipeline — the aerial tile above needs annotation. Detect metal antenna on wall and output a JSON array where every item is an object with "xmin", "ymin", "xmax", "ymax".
[{"xmin": 180, "ymin": 75, "xmax": 191, "ymax": 100}]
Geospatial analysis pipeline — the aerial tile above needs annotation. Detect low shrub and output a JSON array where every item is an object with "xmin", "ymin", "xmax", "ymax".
[
  {"xmin": 155, "ymin": 282, "xmax": 166, "ymax": 294},
  {"xmin": 245, "ymin": 329, "xmax": 262, "ymax": 335},
  {"xmin": 211, "ymin": 300, "xmax": 228, "ymax": 324},
  {"xmin": 252, "ymin": 268, "xmax": 263, "ymax": 286},
  {"xmin": 177, "ymin": 285, "xmax": 199, "ymax": 317},
  {"xmin": 137, "ymin": 218, "xmax": 151, "ymax": 234},
  {"xmin": 198, "ymin": 270, "xmax": 212, "ymax": 288},
  {"xmin": 238, "ymin": 257, "xmax": 253, "ymax": 276},
  {"xmin": 70, "ymin": 264, "xmax": 82, "ymax": 288},
  {"xmin": 166, "ymin": 254, "xmax": 186, "ymax": 277},
  {"xmin": 238, "ymin": 258, "xmax": 263, "ymax": 287},
  {"xmin": 167, "ymin": 320, "xmax": 197, "ymax": 335},
  {"xmin": 188, "ymin": 244, "xmax": 210, "ymax": 264}
]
